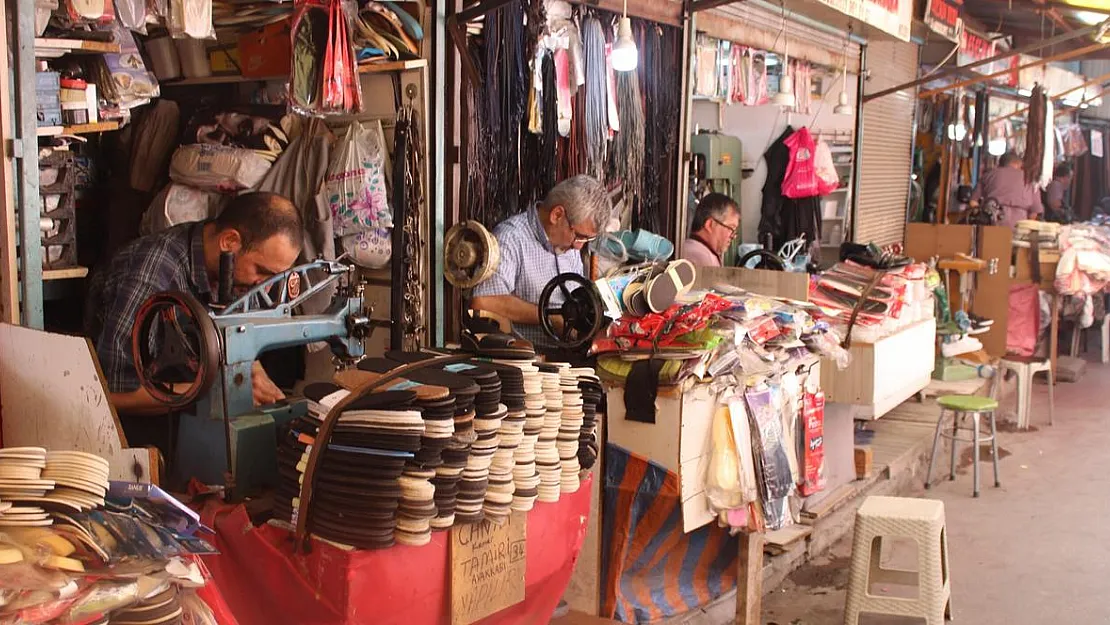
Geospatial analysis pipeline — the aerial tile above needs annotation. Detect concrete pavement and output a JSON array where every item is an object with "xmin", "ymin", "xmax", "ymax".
[{"xmin": 762, "ymin": 360, "xmax": 1110, "ymax": 625}]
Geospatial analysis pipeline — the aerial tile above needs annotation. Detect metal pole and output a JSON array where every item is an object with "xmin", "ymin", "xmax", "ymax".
[
  {"xmin": 992, "ymin": 71, "xmax": 1110, "ymax": 123},
  {"xmin": 849, "ymin": 44, "xmax": 866, "ymax": 243},
  {"xmin": 863, "ymin": 21, "xmax": 1108, "ymax": 103},
  {"xmin": 916, "ymin": 42, "xmax": 1109, "ymax": 99},
  {"xmin": 12, "ymin": 0, "xmax": 42, "ymax": 328}
]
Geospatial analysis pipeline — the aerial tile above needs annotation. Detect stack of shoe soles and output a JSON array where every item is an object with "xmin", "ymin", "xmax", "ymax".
[
  {"xmin": 109, "ymin": 584, "xmax": 182, "ymax": 625},
  {"xmin": 361, "ymin": 357, "xmax": 482, "ymax": 528},
  {"xmin": 274, "ymin": 384, "xmax": 421, "ymax": 550},
  {"xmin": 0, "ymin": 448, "xmax": 110, "ymax": 525},
  {"xmin": 487, "ymin": 363, "xmax": 539, "ymax": 512},
  {"xmin": 556, "ymin": 364, "xmax": 584, "ymax": 493},
  {"xmin": 536, "ymin": 368, "xmax": 564, "ymax": 503},
  {"xmin": 573, "ymin": 368, "xmax": 604, "ymax": 471}
]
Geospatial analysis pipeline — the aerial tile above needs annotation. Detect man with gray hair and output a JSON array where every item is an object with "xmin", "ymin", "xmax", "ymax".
[
  {"xmin": 682, "ymin": 192, "xmax": 740, "ymax": 267},
  {"xmin": 471, "ymin": 175, "xmax": 611, "ymax": 346}
]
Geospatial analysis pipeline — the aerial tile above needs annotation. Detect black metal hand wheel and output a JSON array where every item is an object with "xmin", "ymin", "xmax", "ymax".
[
  {"xmin": 737, "ymin": 249, "xmax": 786, "ymax": 271},
  {"xmin": 131, "ymin": 291, "xmax": 221, "ymax": 408},
  {"xmin": 538, "ymin": 273, "xmax": 604, "ymax": 350}
]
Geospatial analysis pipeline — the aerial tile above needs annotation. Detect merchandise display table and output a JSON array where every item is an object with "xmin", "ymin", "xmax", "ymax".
[{"xmin": 200, "ymin": 476, "xmax": 592, "ymax": 625}]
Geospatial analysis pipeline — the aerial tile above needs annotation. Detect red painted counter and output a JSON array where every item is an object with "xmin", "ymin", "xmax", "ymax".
[{"xmin": 200, "ymin": 475, "xmax": 593, "ymax": 625}]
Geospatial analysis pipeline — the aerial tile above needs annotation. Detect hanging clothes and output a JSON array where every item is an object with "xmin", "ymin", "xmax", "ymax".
[{"xmin": 758, "ymin": 126, "xmax": 821, "ymax": 255}]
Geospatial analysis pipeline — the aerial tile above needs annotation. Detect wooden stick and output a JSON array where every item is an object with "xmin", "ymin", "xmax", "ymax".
[
  {"xmin": 736, "ymin": 531, "xmax": 765, "ymax": 625},
  {"xmin": 862, "ymin": 21, "xmax": 1107, "ymax": 103},
  {"xmin": 991, "ymin": 71, "xmax": 1110, "ymax": 123},
  {"xmin": 917, "ymin": 42, "xmax": 1108, "ymax": 99}
]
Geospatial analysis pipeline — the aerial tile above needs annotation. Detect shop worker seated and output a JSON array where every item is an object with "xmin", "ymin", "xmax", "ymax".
[
  {"xmin": 471, "ymin": 175, "xmax": 612, "ymax": 347},
  {"xmin": 681, "ymin": 193, "xmax": 740, "ymax": 268},
  {"xmin": 970, "ymin": 151, "xmax": 1044, "ymax": 228},
  {"xmin": 84, "ymin": 191, "xmax": 301, "ymax": 417}
]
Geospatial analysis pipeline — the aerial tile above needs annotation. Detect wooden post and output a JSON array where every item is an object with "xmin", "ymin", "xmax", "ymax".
[{"xmin": 735, "ymin": 531, "xmax": 764, "ymax": 625}]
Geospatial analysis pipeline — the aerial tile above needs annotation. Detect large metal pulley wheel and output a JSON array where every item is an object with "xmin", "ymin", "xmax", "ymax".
[
  {"xmin": 131, "ymin": 291, "xmax": 221, "ymax": 408},
  {"xmin": 444, "ymin": 220, "xmax": 500, "ymax": 289},
  {"xmin": 538, "ymin": 273, "xmax": 604, "ymax": 350}
]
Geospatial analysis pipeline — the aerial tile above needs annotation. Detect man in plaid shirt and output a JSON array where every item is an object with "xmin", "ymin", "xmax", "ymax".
[
  {"xmin": 84, "ymin": 192, "xmax": 302, "ymax": 416},
  {"xmin": 471, "ymin": 176, "xmax": 612, "ymax": 347}
]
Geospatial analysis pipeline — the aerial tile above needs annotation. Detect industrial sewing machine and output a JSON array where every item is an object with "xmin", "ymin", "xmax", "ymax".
[{"xmin": 130, "ymin": 259, "xmax": 372, "ymax": 497}]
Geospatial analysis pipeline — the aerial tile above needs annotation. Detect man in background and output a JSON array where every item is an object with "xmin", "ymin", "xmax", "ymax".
[
  {"xmin": 1044, "ymin": 162, "xmax": 1074, "ymax": 223},
  {"xmin": 970, "ymin": 152, "xmax": 1044, "ymax": 228},
  {"xmin": 681, "ymin": 193, "xmax": 740, "ymax": 267}
]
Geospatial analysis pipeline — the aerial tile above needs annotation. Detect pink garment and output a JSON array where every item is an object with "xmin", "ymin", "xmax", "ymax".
[
  {"xmin": 1007, "ymin": 283, "xmax": 1040, "ymax": 357},
  {"xmin": 681, "ymin": 237, "xmax": 721, "ymax": 268},
  {"xmin": 971, "ymin": 166, "xmax": 1044, "ymax": 228}
]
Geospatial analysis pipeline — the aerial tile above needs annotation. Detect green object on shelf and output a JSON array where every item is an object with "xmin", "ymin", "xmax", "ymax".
[
  {"xmin": 937, "ymin": 395, "xmax": 999, "ymax": 412},
  {"xmin": 933, "ymin": 359, "xmax": 979, "ymax": 381}
]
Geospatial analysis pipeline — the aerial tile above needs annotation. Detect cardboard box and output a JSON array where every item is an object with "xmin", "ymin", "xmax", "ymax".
[{"xmin": 237, "ymin": 20, "xmax": 291, "ymax": 78}]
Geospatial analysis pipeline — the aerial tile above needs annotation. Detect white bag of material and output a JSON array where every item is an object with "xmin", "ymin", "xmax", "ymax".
[
  {"xmin": 141, "ymin": 183, "xmax": 226, "ymax": 235},
  {"xmin": 323, "ymin": 122, "xmax": 392, "ymax": 237},
  {"xmin": 168, "ymin": 0, "xmax": 214, "ymax": 39},
  {"xmin": 341, "ymin": 228, "xmax": 392, "ymax": 269},
  {"xmin": 170, "ymin": 144, "xmax": 271, "ymax": 192}
]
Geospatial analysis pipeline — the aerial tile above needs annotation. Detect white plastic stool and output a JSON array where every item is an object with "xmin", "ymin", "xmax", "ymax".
[
  {"xmin": 1067, "ymin": 316, "xmax": 1110, "ymax": 363},
  {"xmin": 843, "ymin": 496, "xmax": 952, "ymax": 625},
  {"xmin": 999, "ymin": 357, "xmax": 1054, "ymax": 429}
]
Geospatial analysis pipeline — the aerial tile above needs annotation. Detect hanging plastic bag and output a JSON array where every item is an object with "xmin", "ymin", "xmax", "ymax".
[
  {"xmin": 323, "ymin": 122, "xmax": 392, "ymax": 236},
  {"xmin": 814, "ymin": 139, "xmax": 840, "ymax": 196},
  {"xmin": 116, "ymin": 0, "xmax": 147, "ymax": 33},
  {"xmin": 705, "ymin": 405, "xmax": 744, "ymax": 512},
  {"xmin": 781, "ymin": 127, "xmax": 820, "ymax": 199},
  {"xmin": 65, "ymin": 0, "xmax": 113, "ymax": 24},
  {"xmin": 291, "ymin": 0, "xmax": 363, "ymax": 115},
  {"xmin": 800, "ymin": 391, "xmax": 826, "ymax": 496},
  {"xmin": 168, "ymin": 0, "xmax": 214, "ymax": 39}
]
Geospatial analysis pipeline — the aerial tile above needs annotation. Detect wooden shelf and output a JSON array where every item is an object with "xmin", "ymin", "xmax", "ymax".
[
  {"xmin": 37, "ymin": 121, "xmax": 120, "ymax": 137},
  {"xmin": 34, "ymin": 38, "xmax": 120, "ymax": 57},
  {"xmin": 359, "ymin": 58, "xmax": 427, "ymax": 73},
  {"xmin": 160, "ymin": 59, "xmax": 426, "ymax": 87},
  {"xmin": 43, "ymin": 266, "xmax": 89, "ymax": 280}
]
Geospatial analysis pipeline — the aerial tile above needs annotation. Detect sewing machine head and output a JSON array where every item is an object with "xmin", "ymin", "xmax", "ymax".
[{"xmin": 130, "ymin": 259, "xmax": 373, "ymax": 496}]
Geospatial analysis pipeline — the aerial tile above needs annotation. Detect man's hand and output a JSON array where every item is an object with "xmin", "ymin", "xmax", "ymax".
[{"xmin": 252, "ymin": 361, "xmax": 285, "ymax": 406}]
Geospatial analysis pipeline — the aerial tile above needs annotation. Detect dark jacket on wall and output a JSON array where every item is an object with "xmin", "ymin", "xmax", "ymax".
[{"xmin": 757, "ymin": 125, "xmax": 821, "ymax": 255}]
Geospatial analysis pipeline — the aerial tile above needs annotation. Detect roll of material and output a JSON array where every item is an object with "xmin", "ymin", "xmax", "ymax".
[
  {"xmin": 175, "ymin": 38, "xmax": 211, "ymax": 78},
  {"xmin": 39, "ymin": 217, "xmax": 56, "ymax": 232},
  {"xmin": 146, "ymin": 37, "xmax": 182, "ymax": 81}
]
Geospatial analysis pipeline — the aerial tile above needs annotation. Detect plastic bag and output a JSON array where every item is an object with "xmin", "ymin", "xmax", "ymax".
[
  {"xmin": 170, "ymin": 144, "xmax": 272, "ymax": 192},
  {"xmin": 65, "ymin": 0, "xmax": 113, "ymax": 24},
  {"xmin": 705, "ymin": 405, "xmax": 744, "ymax": 512},
  {"xmin": 291, "ymin": 0, "xmax": 363, "ymax": 115},
  {"xmin": 116, "ymin": 0, "xmax": 147, "ymax": 33},
  {"xmin": 813, "ymin": 139, "xmax": 840, "ymax": 196},
  {"xmin": 341, "ymin": 228, "xmax": 391, "ymax": 269},
  {"xmin": 781, "ymin": 127, "xmax": 820, "ymax": 199},
  {"xmin": 323, "ymin": 122, "xmax": 392, "ymax": 236},
  {"xmin": 168, "ymin": 0, "xmax": 214, "ymax": 39},
  {"xmin": 800, "ymin": 391, "xmax": 826, "ymax": 496},
  {"xmin": 141, "ymin": 183, "xmax": 226, "ymax": 235}
]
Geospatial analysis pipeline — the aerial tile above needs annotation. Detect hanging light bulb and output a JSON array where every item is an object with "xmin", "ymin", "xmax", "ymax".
[
  {"xmin": 611, "ymin": 0, "xmax": 638, "ymax": 72},
  {"xmin": 833, "ymin": 35, "xmax": 854, "ymax": 116},
  {"xmin": 772, "ymin": 1, "xmax": 795, "ymax": 107}
]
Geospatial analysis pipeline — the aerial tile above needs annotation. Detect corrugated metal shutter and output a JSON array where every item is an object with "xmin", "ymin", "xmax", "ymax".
[{"xmin": 854, "ymin": 40, "xmax": 918, "ymax": 246}]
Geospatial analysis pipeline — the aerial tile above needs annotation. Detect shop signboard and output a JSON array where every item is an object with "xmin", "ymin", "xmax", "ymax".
[
  {"xmin": 959, "ymin": 29, "xmax": 1018, "ymax": 87},
  {"xmin": 924, "ymin": 0, "xmax": 963, "ymax": 42},
  {"xmin": 812, "ymin": 0, "xmax": 912, "ymax": 42},
  {"xmin": 450, "ymin": 514, "xmax": 527, "ymax": 625}
]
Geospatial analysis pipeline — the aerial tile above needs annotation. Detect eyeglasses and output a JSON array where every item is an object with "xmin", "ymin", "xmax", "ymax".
[
  {"xmin": 563, "ymin": 214, "xmax": 598, "ymax": 243},
  {"xmin": 713, "ymin": 217, "xmax": 739, "ymax": 239}
]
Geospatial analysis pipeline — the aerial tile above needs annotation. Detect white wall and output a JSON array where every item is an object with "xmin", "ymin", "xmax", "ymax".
[{"xmin": 690, "ymin": 72, "xmax": 858, "ymax": 243}]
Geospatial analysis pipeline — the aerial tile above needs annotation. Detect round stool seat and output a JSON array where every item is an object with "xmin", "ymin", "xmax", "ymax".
[{"xmin": 937, "ymin": 395, "xmax": 998, "ymax": 412}]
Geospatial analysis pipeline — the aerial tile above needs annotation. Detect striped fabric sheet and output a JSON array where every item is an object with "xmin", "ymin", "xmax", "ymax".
[{"xmin": 600, "ymin": 444, "xmax": 738, "ymax": 623}]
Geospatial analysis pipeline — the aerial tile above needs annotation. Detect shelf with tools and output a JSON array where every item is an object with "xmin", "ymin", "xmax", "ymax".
[
  {"xmin": 42, "ymin": 266, "xmax": 89, "ymax": 281},
  {"xmin": 34, "ymin": 38, "xmax": 120, "ymax": 57},
  {"xmin": 160, "ymin": 59, "xmax": 428, "ymax": 87},
  {"xmin": 37, "ymin": 122, "xmax": 120, "ymax": 137}
]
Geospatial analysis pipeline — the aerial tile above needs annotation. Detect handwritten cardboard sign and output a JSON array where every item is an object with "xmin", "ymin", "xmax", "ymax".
[{"xmin": 450, "ymin": 514, "xmax": 527, "ymax": 625}]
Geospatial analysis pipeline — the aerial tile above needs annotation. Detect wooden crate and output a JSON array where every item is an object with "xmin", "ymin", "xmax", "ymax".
[
  {"xmin": 820, "ymin": 318, "xmax": 937, "ymax": 420},
  {"xmin": 606, "ymin": 382, "xmax": 718, "ymax": 533},
  {"xmin": 693, "ymin": 266, "xmax": 810, "ymax": 301}
]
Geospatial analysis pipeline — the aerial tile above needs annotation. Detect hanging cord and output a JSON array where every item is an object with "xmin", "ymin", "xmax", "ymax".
[
  {"xmin": 582, "ymin": 13, "xmax": 609, "ymax": 181},
  {"xmin": 613, "ymin": 61, "xmax": 645, "ymax": 210}
]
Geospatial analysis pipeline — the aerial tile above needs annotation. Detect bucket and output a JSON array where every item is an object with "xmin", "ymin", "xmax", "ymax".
[
  {"xmin": 146, "ymin": 37, "xmax": 182, "ymax": 81},
  {"xmin": 175, "ymin": 38, "xmax": 212, "ymax": 78}
]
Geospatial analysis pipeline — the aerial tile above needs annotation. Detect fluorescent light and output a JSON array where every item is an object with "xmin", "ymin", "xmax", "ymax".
[
  {"xmin": 1018, "ymin": 88, "xmax": 1032, "ymax": 96},
  {"xmin": 1074, "ymin": 10, "xmax": 1106, "ymax": 25},
  {"xmin": 988, "ymin": 138, "xmax": 1007, "ymax": 156},
  {"xmin": 1081, "ymin": 102, "xmax": 1091, "ymax": 109}
]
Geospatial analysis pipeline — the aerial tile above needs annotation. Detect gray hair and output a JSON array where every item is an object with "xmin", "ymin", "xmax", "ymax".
[
  {"xmin": 690, "ymin": 192, "xmax": 739, "ymax": 233},
  {"xmin": 541, "ymin": 175, "xmax": 612, "ymax": 230}
]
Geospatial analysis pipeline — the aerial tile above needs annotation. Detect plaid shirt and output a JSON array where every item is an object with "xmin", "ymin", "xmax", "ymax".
[
  {"xmin": 473, "ymin": 205, "xmax": 583, "ymax": 346},
  {"xmin": 85, "ymin": 222, "xmax": 211, "ymax": 393}
]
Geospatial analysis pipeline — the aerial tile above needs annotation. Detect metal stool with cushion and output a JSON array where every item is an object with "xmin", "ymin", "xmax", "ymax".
[{"xmin": 924, "ymin": 395, "xmax": 1000, "ymax": 498}]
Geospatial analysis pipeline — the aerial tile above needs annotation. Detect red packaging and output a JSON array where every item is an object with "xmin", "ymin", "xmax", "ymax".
[
  {"xmin": 747, "ymin": 316, "xmax": 781, "ymax": 345},
  {"xmin": 801, "ymin": 391, "xmax": 826, "ymax": 496}
]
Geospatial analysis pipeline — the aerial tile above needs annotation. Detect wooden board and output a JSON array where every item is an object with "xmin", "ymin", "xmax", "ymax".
[
  {"xmin": 693, "ymin": 266, "xmax": 809, "ymax": 302},
  {"xmin": 450, "ymin": 514, "xmax": 526, "ymax": 625},
  {"xmin": 763, "ymin": 524, "xmax": 813, "ymax": 555},
  {"xmin": 0, "ymin": 324, "xmax": 156, "ymax": 483},
  {"xmin": 736, "ymin": 532, "xmax": 764, "ymax": 625},
  {"xmin": 904, "ymin": 223, "xmax": 1012, "ymax": 357},
  {"xmin": 34, "ymin": 38, "xmax": 121, "ymax": 55}
]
